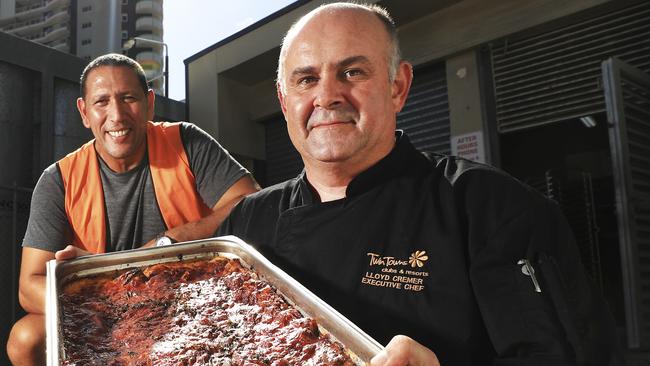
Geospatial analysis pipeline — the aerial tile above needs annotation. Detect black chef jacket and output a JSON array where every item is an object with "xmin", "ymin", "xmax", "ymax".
[{"xmin": 217, "ymin": 132, "xmax": 620, "ymax": 366}]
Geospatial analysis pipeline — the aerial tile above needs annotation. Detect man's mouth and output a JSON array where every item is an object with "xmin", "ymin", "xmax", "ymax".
[
  {"xmin": 107, "ymin": 129, "xmax": 130, "ymax": 138},
  {"xmin": 307, "ymin": 106, "xmax": 359, "ymax": 130},
  {"xmin": 310, "ymin": 120, "xmax": 350, "ymax": 129}
]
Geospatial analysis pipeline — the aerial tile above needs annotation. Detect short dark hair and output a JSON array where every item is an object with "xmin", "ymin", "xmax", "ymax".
[{"xmin": 80, "ymin": 53, "xmax": 149, "ymax": 98}]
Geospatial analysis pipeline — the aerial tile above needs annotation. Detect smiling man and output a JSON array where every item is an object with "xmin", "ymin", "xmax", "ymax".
[
  {"xmin": 7, "ymin": 54, "xmax": 259, "ymax": 365},
  {"xmin": 217, "ymin": 3, "xmax": 621, "ymax": 366}
]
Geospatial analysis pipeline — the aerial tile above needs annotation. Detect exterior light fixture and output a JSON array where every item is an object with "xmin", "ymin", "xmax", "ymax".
[
  {"xmin": 123, "ymin": 37, "xmax": 169, "ymax": 98},
  {"xmin": 579, "ymin": 115, "xmax": 597, "ymax": 128}
]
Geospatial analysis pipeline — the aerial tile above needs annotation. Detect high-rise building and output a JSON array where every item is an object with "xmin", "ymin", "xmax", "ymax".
[
  {"xmin": 0, "ymin": 0, "xmax": 72, "ymax": 53},
  {"xmin": 0, "ymin": 0, "xmax": 165, "ymax": 94}
]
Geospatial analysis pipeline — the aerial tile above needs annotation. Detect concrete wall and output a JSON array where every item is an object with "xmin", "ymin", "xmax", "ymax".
[
  {"xmin": 0, "ymin": 61, "xmax": 39, "ymax": 188},
  {"xmin": 154, "ymin": 95, "xmax": 186, "ymax": 122},
  {"xmin": 0, "ymin": 31, "xmax": 87, "ymax": 184}
]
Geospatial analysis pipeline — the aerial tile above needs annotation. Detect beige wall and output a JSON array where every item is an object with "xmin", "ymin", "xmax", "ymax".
[
  {"xmin": 217, "ymin": 76, "xmax": 266, "ymax": 159},
  {"xmin": 399, "ymin": 0, "xmax": 611, "ymax": 65},
  {"xmin": 188, "ymin": 51, "xmax": 220, "ymax": 139}
]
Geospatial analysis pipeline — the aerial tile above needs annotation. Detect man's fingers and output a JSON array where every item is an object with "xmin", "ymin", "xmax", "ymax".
[
  {"xmin": 371, "ymin": 335, "xmax": 440, "ymax": 366},
  {"xmin": 54, "ymin": 245, "xmax": 90, "ymax": 260}
]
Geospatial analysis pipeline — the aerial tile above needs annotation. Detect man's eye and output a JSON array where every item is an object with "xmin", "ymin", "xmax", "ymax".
[
  {"xmin": 297, "ymin": 76, "xmax": 318, "ymax": 85},
  {"xmin": 344, "ymin": 69, "xmax": 364, "ymax": 78},
  {"xmin": 94, "ymin": 99, "xmax": 108, "ymax": 106},
  {"xmin": 123, "ymin": 96, "xmax": 136, "ymax": 102}
]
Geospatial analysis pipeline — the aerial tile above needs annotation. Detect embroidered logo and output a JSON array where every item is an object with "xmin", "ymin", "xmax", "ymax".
[
  {"xmin": 408, "ymin": 250, "xmax": 429, "ymax": 268},
  {"xmin": 361, "ymin": 251, "xmax": 430, "ymax": 292}
]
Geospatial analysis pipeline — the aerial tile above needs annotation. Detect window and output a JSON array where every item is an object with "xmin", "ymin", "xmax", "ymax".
[
  {"xmin": 81, "ymin": 22, "xmax": 92, "ymax": 29},
  {"xmin": 121, "ymin": 14, "xmax": 128, "ymax": 22},
  {"xmin": 122, "ymin": 0, "xmax": 128, "ymax": 4},
  {"xmin": 82, "ymin": 5, "xmax": 92, "ymax": 12},
  {"xmin": 81, "ymin": 39, "xmax": 92, "ymax": 45},
  {"xmin": 121, "ymin": 30, "xmax": 128, "ymax": 40}
]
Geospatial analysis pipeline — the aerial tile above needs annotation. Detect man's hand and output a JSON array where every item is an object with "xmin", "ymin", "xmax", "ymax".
[
  {"xmin": 55, "ymin": 245, "xmax": 92, "ymax": 261},
  {"xmin": 371, "ymin": 335, "xmax": 440, "ymax": 366}
]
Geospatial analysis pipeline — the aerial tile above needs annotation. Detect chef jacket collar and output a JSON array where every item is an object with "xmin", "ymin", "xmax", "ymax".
[{"xmin": 297, "ymin": 130, "xmax": 426, "ymax": 204}]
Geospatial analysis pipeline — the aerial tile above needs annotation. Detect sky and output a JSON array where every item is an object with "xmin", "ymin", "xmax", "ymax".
[{"xmin": 163, "ymin": 1, "xmax": 296, "ymax": 101}]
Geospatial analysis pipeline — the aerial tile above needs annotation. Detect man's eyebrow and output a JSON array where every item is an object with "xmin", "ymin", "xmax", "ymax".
[
  {"xmin": 290, "ymin": 66, "xmax": 317, "ymax": 79},
  {"xmin": 87, "ymin": 92, "xmax": 108, "ymax": 100},
  {"xmin": 338, "ymin": 55, "xmax": 371, "ymax": 69}
]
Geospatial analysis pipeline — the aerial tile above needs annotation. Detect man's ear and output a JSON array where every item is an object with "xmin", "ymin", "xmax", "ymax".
[
  {"xmin": 77, "ymin": 97, "xmax": 91, "ymax": 128},
  {"xmin": 146, "ymin": 89, "xmax": 155, "ymax": 121},
  {"xmin": 391, "ymin": 61, "xmax": 414, "ymax": 113},
  {"xmin": 277, "ymin": 82, "xmax": 288, "ymax": 118}
]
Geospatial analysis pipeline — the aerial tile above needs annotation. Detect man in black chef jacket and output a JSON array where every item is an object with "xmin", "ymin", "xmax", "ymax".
[{"xmin": 217, "ymin": 2, "xmax": 622, "ymax": 365}]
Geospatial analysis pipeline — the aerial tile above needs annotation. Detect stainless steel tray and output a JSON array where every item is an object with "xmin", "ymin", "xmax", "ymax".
[{"xmin": 46, "ymin": 235, "xmax": 383, "ymax": 365}]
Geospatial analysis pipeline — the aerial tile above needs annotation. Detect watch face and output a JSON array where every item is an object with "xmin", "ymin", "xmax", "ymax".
[{"xmin": 156, "ymin": 236, "xmax": 173, "ymax": 247}]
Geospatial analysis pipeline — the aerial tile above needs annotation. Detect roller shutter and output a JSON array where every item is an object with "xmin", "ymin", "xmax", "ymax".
[
  {"xmin": 603, "ymin": 58, "xmax": 650, "ymax": 349},
  {"xmin": 491, "ymin": 1, "xmax": 650, "ymax": 133},
  {"xmin": 397, "ymin": 62, "xmax": 451, "ymax": 154}
]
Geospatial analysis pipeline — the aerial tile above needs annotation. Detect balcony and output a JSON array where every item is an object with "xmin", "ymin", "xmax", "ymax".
[
  {"xmin": 135, "ymin": 0, "xmax": 163, "ymax": 16},
  {"xmin": 33, "ymin": 24, "xmax": 68, "ymax": 44},
  {"xmin": 14, "ymin": 0, "xmax": 69, "ymax": 22},
  {"xmin": 2, "ymin": 15, "xmax": 44, "ymax": 33},
  {"xmin": 136, "ymin": 51, "xmax": 163, "ymax": 76},
  {"xmin": 135, "ymin": 16, "xmax": 162, "ymax": 32},
  {"xmin": 6, "ymin": 8, "xmax": 68, "ymax": 35},
  {"xmin": 50, "ymin": 39, "xmax": 69, "ymax": 52}
]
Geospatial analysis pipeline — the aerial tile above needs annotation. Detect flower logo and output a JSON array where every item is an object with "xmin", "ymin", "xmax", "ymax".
[{"xmin": 408, "ymin": 250, "xmax": 429, "ymax": 268}]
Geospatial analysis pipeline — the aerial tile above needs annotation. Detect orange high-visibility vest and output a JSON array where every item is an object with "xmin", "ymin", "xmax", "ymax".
[{"xmin": 57, "ymin": 122, "xmax": 212, "ymax": 253}]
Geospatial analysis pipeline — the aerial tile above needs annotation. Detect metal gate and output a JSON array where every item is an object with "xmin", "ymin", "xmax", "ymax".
[
  {"xmin": 491, "ymin": 1, "xmax": 650, "ymax": 133},
  {"xmin": 397, "ymin": 62, "xmax": 451, "ymax": 154},
  {"xmin": 0, "ymin": 183, "xmax": 32, "ymax": 362},
  {"xmin": 602, "ymin": 57, "xmax": 650, "ymax": 349}
]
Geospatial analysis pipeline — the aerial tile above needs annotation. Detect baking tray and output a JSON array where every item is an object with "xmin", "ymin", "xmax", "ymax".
[{"xmin": 46, "ymin": 235, "xmax": 383, "ymax": 365}]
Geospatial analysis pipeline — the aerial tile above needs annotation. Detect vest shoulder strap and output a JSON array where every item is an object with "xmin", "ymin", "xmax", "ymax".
[
  {"xmin": 58, "ymin": 140, "xmax": 107, "ymax": 253},
  {"xmin": 147, "ymin": 122, "xmax": 212, "ymax": 230}
]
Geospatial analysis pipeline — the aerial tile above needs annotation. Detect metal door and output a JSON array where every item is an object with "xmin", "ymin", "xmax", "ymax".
[
  {"xmin": 397, "ymin": 62, "xmax": 451, "ymax": 154},
  {"xmin": 602, "ymin": 57, "xmax": 650, "ymax": 349}
]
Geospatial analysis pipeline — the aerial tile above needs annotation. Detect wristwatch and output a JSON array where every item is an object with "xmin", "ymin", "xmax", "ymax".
[{"xmin": 155, "ymin": 234, "xmax": 177, "ymax": 247}]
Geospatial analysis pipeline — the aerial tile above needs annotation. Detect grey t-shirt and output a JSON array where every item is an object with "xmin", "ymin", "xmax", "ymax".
[{"xmin": 23, "ymin": 122, "xmax": 249, "ymax": 252}]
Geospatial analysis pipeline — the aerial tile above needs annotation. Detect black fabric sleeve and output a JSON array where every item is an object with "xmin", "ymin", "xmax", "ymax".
[
  {"xmin": 456, "ymin": 167, "xmax": 622, "ymax": 365},
  {"xmin": 22, "ymin": 163, "xmax": 72, "ymax": 252},
  {"xmin": 180, "ymin": 122, "xmax": 250, "ymax": 208}
]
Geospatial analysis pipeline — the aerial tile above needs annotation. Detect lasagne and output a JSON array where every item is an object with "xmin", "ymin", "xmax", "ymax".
[{"xmin": 59, "ymin": 256, "xmax": 356, "ymax": 365}]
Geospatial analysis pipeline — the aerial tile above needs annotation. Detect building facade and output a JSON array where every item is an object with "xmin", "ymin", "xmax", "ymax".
[
  {"xmin": 185, "ymin": 0, "xmax": 650, "ymax": 363},
  {"xmin": 0, "ymin": 0, "xmax": 165, "ymax": 94}
]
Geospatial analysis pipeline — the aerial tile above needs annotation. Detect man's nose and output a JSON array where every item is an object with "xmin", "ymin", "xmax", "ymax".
[
  {"xmin": 107, "ymin": 99, "xmax": 127, "ymax": 122},
  {"xmin": 314, "ymin": 75, "xmax": 344, "ymax": 109}
]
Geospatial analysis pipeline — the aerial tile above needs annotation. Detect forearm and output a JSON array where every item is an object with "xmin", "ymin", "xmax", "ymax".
[
  {"xmin": 143, "ymin": 192, "xmax": 248, "ymax": 247},
  {"xmin": 165, "ymin": 197, "xmax": 240, "ymax": 242},
  {"xmin": 18, "ymin": 274, "xmax": 46, "ymax": 314},
  {"xmin": 143, "ymin": 175, "xmax": 259, "ymax": 247}
]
